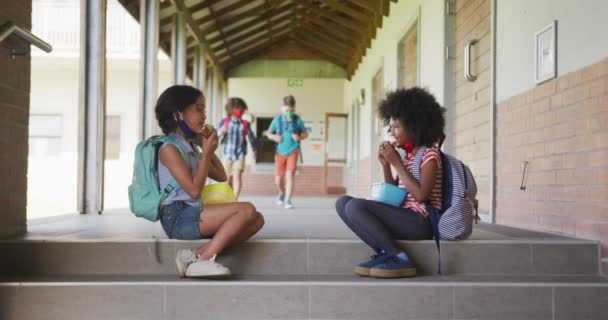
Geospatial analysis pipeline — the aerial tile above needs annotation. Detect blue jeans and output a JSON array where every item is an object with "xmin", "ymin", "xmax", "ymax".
[{"xmin": 159, "ymin": 201, "xmax": 204, "ymax": 240}]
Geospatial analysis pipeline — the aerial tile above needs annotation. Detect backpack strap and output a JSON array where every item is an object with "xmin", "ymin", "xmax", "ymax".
[
  {"xmin": 277, "ymin": 114, "xmax": 300, "ymax": 135},
  {"xmin": 410, "ymin": 146, "xmax": 427, "ymax": 181},
  {"xmin": 411, "ymin": 146, "xmax": 443, "ymax": 275},
  {"xmin": 161, "ymin": 136, "xmax": 190, "ymax": 195},
  {"xmin": 242, "ymin": 120, "xmax": 249, "ymax": 137},
  {"xmin": 292, "ymin": 115, "xmax": 300, "ymax": 135}
]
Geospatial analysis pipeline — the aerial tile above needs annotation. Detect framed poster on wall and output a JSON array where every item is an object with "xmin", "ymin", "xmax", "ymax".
[{"xmin": 534, "ymin": 20, "xmax": 557, "ymax": 84}]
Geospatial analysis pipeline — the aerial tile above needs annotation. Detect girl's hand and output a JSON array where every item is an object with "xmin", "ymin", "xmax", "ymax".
[
  {"xmin": 201, "ymin": 131, "xmax": 219, "ymax": 154},
  {"xmin": 377, "ymin": 144, "xmax": 389, "ymax": 167},
  {"xmin": 379, "ymin": 142, "xmax": 401, "ymax": 166},
  {"xmin": 291, "ymin": 134, "xmax": 300, "ymax": 141}
]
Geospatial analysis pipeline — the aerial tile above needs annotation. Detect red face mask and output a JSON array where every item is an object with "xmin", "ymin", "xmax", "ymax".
[
  {"xmin": 402, "ymin": 141, "xmax": 414, "ymax": 154},
  {"xmin": 231, "ymin": 109, "xmax": 244, "ymax": 118}
]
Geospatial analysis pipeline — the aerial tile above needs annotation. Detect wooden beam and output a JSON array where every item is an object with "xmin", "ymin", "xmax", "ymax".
[
  {"xmin": 317, "ymin": 0, "xmax": 370, "ymax": 24},
  {"xmin": 187, "ymin": 0, "xmax": 223, "ymax": 15},
  {"xmin": 196, "ymin": 0, "xmax": 257, "ymax": 26},
  {"xmin": 302, "ymin": 14, "xmax": 359, "ymax": 43},
  {"xmin": 200, "ymin": 2, "xmax": 268, "ymax": 35},
  {"xmin": 291, "ymin": 0, "xmax": 365, "ymax": 35},
  {"xmin": 223, "ymin": 33, "xmax": 291, "ymax": 70},
  {"xmin": 214, "ymin": 15, "xmax": 292, "ymax": 53},
  {"xmin": 208, "ymin": 4, "xmax": 294, "ymax": 44},
  {"xmin": 293, "ymin": 31, "xmax": 351, "ymax": 61},
  {"xmin": 346, "ymin": 0, "xmax": 378, "ymax": 13},
  {"xmin": 168, "ymin": 0, "xmax": 219, "ymax": 66},
  {"xmin": 382, "ymin": 0, "xmax": 390, "ymax": 16},
  {"xmin": 205, "ymin": 1, "xmax": 233, "ymax": 59},
  {"xmin": 208, "ymin": 11, "xmax": 268, "ymax": 45},
  {"xmin": 218, "ymin": 27, "xmax": 292, "ymax": 59},
  {"xmin": 290, "ymin": 37, "xmax": 348, "ymax": 68},
  {"xmin": 296, "ymin": 22, "xmax": 356, "ymax": 52}
]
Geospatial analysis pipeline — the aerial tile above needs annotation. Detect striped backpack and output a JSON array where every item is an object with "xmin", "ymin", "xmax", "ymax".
[{"xmin": 411, "ymin": 146, "xmax": 479, "ymax": 273}]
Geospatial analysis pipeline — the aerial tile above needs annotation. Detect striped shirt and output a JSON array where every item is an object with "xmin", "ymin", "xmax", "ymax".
[
  {"xmin": 398, "ymin": 147, "xmax": 443, "ymax": 217},
  {"xmin": 218, "ymin": 117, "xmax": 257, "ymax": 161}
]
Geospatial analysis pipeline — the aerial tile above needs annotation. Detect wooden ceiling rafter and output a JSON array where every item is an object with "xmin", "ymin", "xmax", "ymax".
[
  {"xmin": 207, "ymin": 1, "xmax": 294, "ymax": 44},
  {"xmin": 222, "ymin": 32, "xmax": 292, "ymax": 70},
  {"xmin": 217, "ymin": 26, "xmax": 291, "ymax": 60},
  {"xmin": 200, "ymin": 2, "xmax": 268, "ymax": 35},
  {"xmin": 116, "ymin": 0, "xmax": 395, "ymax": 78},
  {"xmin": 290, "ymin": 36, "xmax": 348, "ymax": 69},
  {"xmin": 168, "ymin": 0, "xmax": 219, "ymax": 66},
  {"xmin": 195, "ymin": 0, "xmax": 257, "ymax": 27},
  {"xmin": 213, "ymin": 14, "xmax": 292, "ymax": 54},
  {"xmin": 292, "ymin": 31, "xmax": 350, "ymax": 62}
]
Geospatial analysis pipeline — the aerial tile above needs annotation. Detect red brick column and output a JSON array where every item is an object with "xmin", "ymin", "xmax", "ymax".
[{"xmin": 0, "ymin": 2, "xmax": 31, "ymax": 238}]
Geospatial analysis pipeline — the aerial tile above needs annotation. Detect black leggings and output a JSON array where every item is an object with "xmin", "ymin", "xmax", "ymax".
[{"xmin": 335, "ymin": 195, "xmax": 433, "ymax": 255}]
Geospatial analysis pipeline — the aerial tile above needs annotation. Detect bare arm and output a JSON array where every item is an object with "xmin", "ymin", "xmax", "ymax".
[
  {"xmin": 159, "ymin": 145, "xmax": 212, "ymax": 200},
  {"xmin": 380, "ymin": 144, "xmax": 438, "ymax": 202},
  {"xmin": 207, "ymin": 153, "xmax": 227, "ymax": 182},
  {"xmin": 378, "ymin": 144, "xmax": 397, "ymax": 185},
  {"xmin": 264, "ymin": 130, "xmax": 282, "ymax": 143}
]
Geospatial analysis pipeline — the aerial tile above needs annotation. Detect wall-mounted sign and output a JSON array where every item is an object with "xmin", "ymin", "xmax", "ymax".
[{"xmin": 287, "ymin": 78, "xmax": 304, "ymax": 87}]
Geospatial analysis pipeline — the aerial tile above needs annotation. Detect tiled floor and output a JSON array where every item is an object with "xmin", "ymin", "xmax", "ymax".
[{"xmin": 20, "ymin": 196, "xmax": 579, "ymax": 242}]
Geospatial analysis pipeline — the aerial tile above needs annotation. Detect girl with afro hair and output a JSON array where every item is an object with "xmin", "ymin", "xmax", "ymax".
[{"xmin": 335, "ymin": 87, "xmax": 446, "ymax": 278}]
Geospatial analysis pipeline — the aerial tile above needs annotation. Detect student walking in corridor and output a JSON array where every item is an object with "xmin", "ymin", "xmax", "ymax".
[
  {"xmin": 264, "ymin": 95, "xmax": 309, "ymax": 209},
  {"xmin": 218, "ymin": 97, "xmax": 257, "ymax": 200}
]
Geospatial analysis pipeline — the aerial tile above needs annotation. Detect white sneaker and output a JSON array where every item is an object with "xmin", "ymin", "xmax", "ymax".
[
  {"xmin": 284, "ymin": 200, "xmax": 294, "ymax": 209},
  {"xmin": 185, "ymin": 254, "xmax": 232, "ymax": 278},
  {"xmin": 175, "ymin": 249, "xmax": 197, "ymax": 278},
  {"xmin": 276, "ymin": 194, "xmax": 285, "ymax": 206}
]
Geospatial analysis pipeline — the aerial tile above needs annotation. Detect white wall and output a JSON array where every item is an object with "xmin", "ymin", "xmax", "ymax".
[
  {"xmin": 496, "ymin": 0, "xmax": 608, "ymax": 101},
  {"xmin": 348, "ymin": 0, "xmax": 446, "ymax": 158},
  {"xmin": 228, "ymin": 78, "xmax": 346, "ymax": 166}
]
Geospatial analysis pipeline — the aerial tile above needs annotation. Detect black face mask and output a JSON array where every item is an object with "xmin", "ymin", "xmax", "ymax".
[{"xmin": 177, "ymin": 120, "xmax": 196, "ymax": 139}]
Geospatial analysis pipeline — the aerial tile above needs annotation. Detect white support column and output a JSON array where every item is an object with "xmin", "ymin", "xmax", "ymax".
[
  {"xmin": 78, "ymin": 0, "xmax": 107, "ymax": 215},
  {"xmin": 139, "ymin": 0, "xmax": 159, "ymax": 139},
  {"xmin": 210, "ymin": 67, "xmax": 220, "ymax": 125},
  {"xmin": 194, "ymin": 43, "xmax": 207, "ymax": 91},
  {"xmin": 171, "ymin": 11, "xmax": 186, "ymax": 85}
]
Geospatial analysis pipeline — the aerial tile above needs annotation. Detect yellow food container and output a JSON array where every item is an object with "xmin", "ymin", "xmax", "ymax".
[{"xmin": 201, "ymin": 182, "xmax": 236, "ymax": 205}]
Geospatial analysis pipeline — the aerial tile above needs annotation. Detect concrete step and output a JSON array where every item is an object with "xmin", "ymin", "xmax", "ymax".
[
  {"xmin": 0, "ymin": 238, "xmax": 600, "ymax": 277},
  {"xmin": 1, "ymin": 274, "xmax": 607, "ymax": 320}
]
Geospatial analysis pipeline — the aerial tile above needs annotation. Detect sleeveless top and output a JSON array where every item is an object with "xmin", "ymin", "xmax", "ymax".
[{"xmin": 158, "ymin": 132, "xmax": 202, "ymax": 207}]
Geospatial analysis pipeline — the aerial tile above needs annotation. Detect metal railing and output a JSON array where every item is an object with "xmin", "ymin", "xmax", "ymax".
[{"xmin": 0, "ymin": 21, "xmax": 52, "ymax": 55}]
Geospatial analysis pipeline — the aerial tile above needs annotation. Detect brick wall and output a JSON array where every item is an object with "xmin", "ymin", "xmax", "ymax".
[
  {"xmin": 240, "ymin": 165, "xmax": 345, "ymax": 196},
  {"xmin": 0, "ymin": 2, "xmax": 31, "ymax": 238},
  {"xmin": 451, "ymin": 0, "xmax": 491, "ymax": 215},
  {"xmin": 496, "ymin": 57, "xmax": 608, "ymax": 275}
]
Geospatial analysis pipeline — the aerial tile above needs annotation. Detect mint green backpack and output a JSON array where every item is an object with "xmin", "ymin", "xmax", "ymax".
[{"xmin": 128, "ymin": 135, "xmax": 188, "ymax": 221}]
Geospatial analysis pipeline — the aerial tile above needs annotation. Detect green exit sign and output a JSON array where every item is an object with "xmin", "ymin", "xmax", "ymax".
[{"xmin": 287, "ymin": 79, "xmax": 304, "ymax": 87}]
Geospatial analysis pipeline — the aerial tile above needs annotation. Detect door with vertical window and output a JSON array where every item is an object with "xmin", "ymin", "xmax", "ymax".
[
  {"xmin": 398, "ymin": 20, "xmax": 419, "ymax": 88},
  {"xmin": 370, "ymin": 67, "xmax": 385, "ymax": 184},
  {"xmin": 324, "ymin": 113, "xmax": 348, "ymax": 194}
]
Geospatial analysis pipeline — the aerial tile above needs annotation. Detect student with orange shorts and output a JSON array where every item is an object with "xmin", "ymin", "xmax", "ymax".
[{"xmin": 263, "ymin": 95, "xmax": 308, "ymax": 209}]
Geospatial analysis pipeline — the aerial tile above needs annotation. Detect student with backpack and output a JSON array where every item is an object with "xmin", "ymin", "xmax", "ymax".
[
  {"xmin": 217, "ymin": 97, "xmax": 257, "ymax": 200},
  {"xmin": 336, "ymin": 87, "xmax": 453, "ymax": 278},
  {"xmin": 263, "ymin": 95, "xmax": 308, "ymax": 209},
  {"xmin": 129, "ymin": 85, "xmax": 264, "ymax": 278}
]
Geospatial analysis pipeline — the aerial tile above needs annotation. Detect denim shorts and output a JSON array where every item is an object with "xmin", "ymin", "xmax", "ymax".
[{"xmin": 159, "ymin": 201, "xmax": 203, "ymax": 240}]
